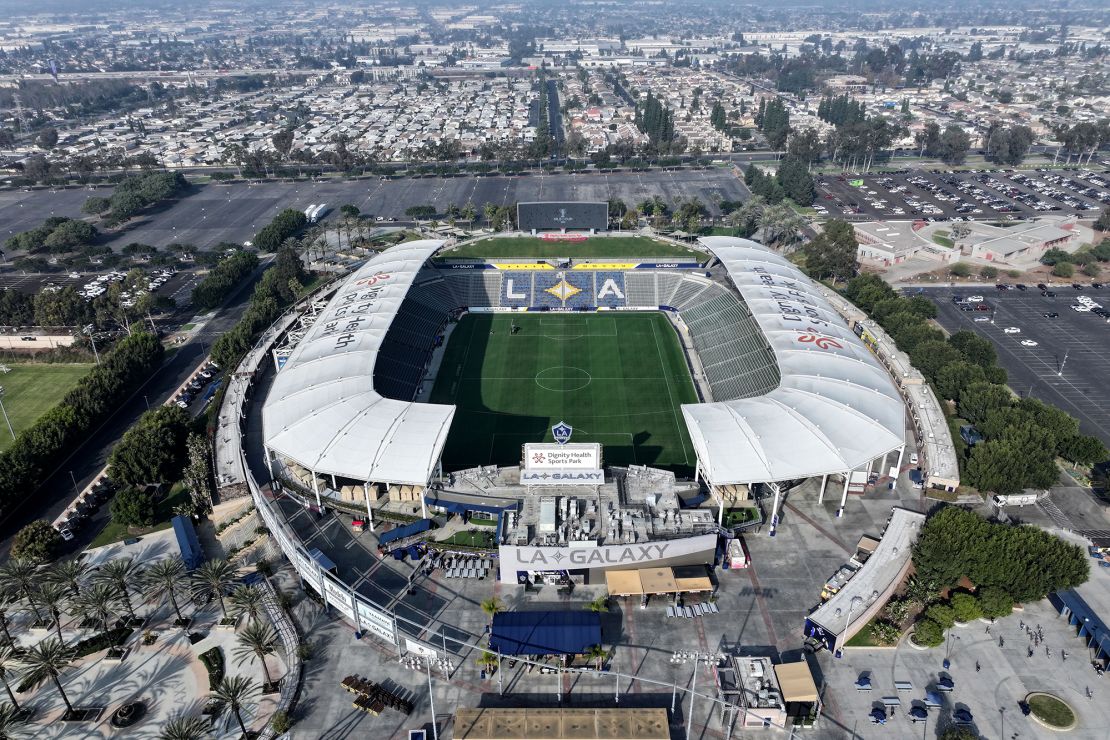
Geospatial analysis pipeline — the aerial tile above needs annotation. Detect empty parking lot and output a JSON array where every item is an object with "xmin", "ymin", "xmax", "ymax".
[
  {"xmin": 0, "ymin": 168, "xmax": 747, "ymax": 255},
  {"xmin": 920, "ymin": 285, "xmax": 1110, "ymax": 444}
]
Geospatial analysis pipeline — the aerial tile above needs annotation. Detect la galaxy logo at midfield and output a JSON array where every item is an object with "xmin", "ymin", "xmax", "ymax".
[{"xmin": 551, "ymin": 421, "xmax": 573, "ymax": 445}]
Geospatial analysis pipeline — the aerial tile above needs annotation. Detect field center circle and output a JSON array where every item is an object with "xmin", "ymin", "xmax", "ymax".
[{"xmin": 535, "ymin": 366, "xmax": 592, "ymax": 392}]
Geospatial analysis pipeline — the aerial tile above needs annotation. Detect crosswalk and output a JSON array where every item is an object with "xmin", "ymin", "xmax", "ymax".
[{"xmin": 1037, "ymin": 496, "xmax": 1076, "ymax": 530}]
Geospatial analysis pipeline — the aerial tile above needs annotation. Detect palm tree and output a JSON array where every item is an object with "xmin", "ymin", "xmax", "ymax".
[
  {"xmin": 0, "ymin": 645, "xmax": 25, "ymax": 711},
  {"xmin": 479, "ymin": 597, "xmax": 503, "ymax": 620},
  {"xmin": 228, "ymin": 585, "xmax": 265, "ymax": 624},
  {"xmin": 585, "ymin": 644, "xmax": 607, "ymax": 670},
  {"xmin": 0, "ymin": 560, "xmax": 44, "ymax": 623},
  {"xmin": 191, "ymin": 559, "xmax": 237, "ymax": 618},
  {"xmin": 159, "ymin": 716, "xmax": 210, "ymax": 740},
  {"xmin": 585, "ymin": 596, "xmax": 609, "ymax": 613},
  {"xmin": 142, "ymin": 557, "xmax": 188, "ymax": 624},
  {"xmin": 73, "ymin": 583, "xmax": 120, "ymax": 631},
  {"xmin": 212, "ymin": 675, "xmax": 258, "ymax": 737},
  {"xmin": 20, "ymin": 637, "xmax": 76, "ymax": 715},
  {"xmin": 34, "ymin": 584, "xmax": 70, "ymax": 644},
  {"xmin": 94, "ymin": 559, "xmax": 144, "ymax": 622},
  {"xmin": 233, "ymin": 621, "xmax": 279, "ymax": 688},
  {"xmin": 0, "ymin": 702, "xmax": 28, "ymax": 739},
  {"xmin": 0, "ymin": 594, "xmax": 16, "ymax": 646},
  {"xmin": 47, "ymin": 560, "xmax": 90, "ymax": 598},
  {"xmin": 476, "ymin": 652, "xmax": 498, "ymax": 675}
]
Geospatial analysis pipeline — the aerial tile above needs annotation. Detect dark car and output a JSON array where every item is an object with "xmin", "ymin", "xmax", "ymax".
[
  {"xmin": 975, "ymin": 304, "xmax": 991, "ymax": 311},
  {"xmin": 1072, "ymin": 283, "xmax": 1084, "ymax": 290},
  {"xmin": 1044, "ymin": 312, "xmax": 1059, "ymax": 318},
  {"xmin": 1094, "ymin": 283, "xmax": 1104, "ymax": 289},
  {"xmin": 1015, "ymin": 284, "xmax": 1027, "ymax": 291},
  {"xmin": 1042, "ymin": 290, "xmax": 1057, "ymax": 297},
  {"xmin": 1037, "ymin": 283, "xmax": 1048, "ymax": 290}
]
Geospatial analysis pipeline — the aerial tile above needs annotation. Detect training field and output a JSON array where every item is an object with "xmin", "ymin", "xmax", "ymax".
[
  {"xmin": 0, "ymin": 363, "xmax": 94, "ymax": 452},
  {"xmin": 440, "ymin": 236, "xmax": 703, "ymax": 260},
  {"xmin": 430, "ymin": 312, "xmax": 699, "ymax": 472}
]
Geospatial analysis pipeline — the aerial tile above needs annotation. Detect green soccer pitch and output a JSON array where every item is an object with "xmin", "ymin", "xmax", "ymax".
[{"xmin": 429, "ymin": 312, "xmax": 699, "ymax": 473}]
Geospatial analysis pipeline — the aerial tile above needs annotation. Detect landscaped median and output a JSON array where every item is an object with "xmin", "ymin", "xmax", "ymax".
[{"xmin": 1026, "ymin": 693, "xmax": 1078, "ymax": 731}]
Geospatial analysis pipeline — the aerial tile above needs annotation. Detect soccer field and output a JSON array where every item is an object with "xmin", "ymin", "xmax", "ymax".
[
  {"xmin": 0, "ymin": 363, "xmax": 94, "ymax": 452},
  {"xmin": 440, "ymin": 236, "xmax": 703, "ymax": 260},
  {"xmin": 429, "ymin": 312, "xmax": 699, "ymax": 473}
]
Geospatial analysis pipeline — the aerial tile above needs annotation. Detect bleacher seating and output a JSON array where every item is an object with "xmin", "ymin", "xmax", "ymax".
[
  {"xmin": 676, "ymin": 282, "xmax": 779, "ymax": 401},
  {"xmin": 373, "ymin": 264, "xmax": 781, "ymax": 404}
]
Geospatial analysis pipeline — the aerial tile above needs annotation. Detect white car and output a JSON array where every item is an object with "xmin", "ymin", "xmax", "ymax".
[
  {"xmin": 967, "ymin": 295, "xmax": 984, "ymax": 302},
  {"xmin": 1021, "ymin": 340, "xmax": 1038, "ymax": 347},
  {"xmin": 909, "ymin": 453, "xmax": 919, "ymax": 466},
  {"xmin": 1072, "ymin": 304, "xmax": 1092, "ymax": 312},
  {"xmin": 1003, "ymin": 327, "xmax": 1021, "ymax": 334},
  {"xmin": 974, "ymin": 316, "xmax": 990, "ymax": 322}
]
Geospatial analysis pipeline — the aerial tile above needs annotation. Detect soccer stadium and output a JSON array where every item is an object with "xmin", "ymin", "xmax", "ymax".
[{"xmin": 256, "ymin": 217, "xmax": 910, "ymax": 588}]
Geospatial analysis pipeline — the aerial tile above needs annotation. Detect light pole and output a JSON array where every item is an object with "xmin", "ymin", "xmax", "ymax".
[
  {"xmin": 1059, "ymin": 349, "xmax": 1069, "ymax": 377},
  {"xmin": 0, "ymin": 387, "xmax": 13, "ymax": 441},
  {"xmin": 424, "ymin": 657, "xmax": 438, "ymax": 740},
  {"xmin": 674, "ymin": 650, "xmax": 723, "ymax": 740}
]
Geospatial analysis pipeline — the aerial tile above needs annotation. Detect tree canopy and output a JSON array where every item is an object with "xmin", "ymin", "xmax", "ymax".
[{"xmin": 913, "ymin": 506, "xmax": 1088, "ymax": 603}]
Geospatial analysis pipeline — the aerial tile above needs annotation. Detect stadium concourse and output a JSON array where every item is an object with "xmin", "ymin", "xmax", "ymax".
[{"xmin": 256, "ymin": 232, "xmax": 909, "ymax": 586}]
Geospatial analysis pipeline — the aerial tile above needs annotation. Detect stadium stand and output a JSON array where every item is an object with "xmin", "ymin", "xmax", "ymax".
[{"xmin": 624, "ymin": 272, "xmax": 659, "ymax": 308}]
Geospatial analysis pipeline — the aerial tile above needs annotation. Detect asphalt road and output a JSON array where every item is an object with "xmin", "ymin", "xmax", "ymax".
[
  {"xmin": 0, "ymin": 258, "xmax": 273, "ymax": 558},
  {"xmin": 918, "ymin": 285, "xmax": 1110, "ymax": 445},
  {"xmin": 817, "ymin": 168, "xmax": 1109, "ymax": 221},
  {"xmin": 0, "ymin": 168, "xmax": 749, "ymax": 256}
]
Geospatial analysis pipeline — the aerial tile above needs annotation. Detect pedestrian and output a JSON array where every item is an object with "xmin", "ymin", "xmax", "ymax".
[
  {"xmin": 1020, "ymin": 620, "xmax": 1025, "ymax": 630},
  {"xmin": 1000, "ymin": 636, "xmax": 1005, "ymax": 648},
  {"xmin": 975, "ymin": 661, "xmax": 981, "ymax": 672},
  {"xmin": 986, "ymin": 626, "xmax": 991, "ymax": 635},
  {"xmin": 1063, "ymin": 651, "xmax": 1068, "ymax": 662}
]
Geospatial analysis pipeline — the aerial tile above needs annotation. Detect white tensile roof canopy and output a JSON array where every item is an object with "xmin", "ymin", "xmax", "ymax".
[
  {"xmin": 681, "ymin": 237, "xmax": 905, "ymax": 485},
  {"xmin": 262, "ymin": 240, "xmax": 455, "ymax": 486}
]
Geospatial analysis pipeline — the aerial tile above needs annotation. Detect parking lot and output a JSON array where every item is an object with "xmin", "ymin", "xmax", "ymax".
[
  {"xmin": 816, "ymin": 168, "xmax": 1110, "ymax": 221},
  {"xmin": 0, "ymin": 168, "xmax": 747, "ymax": 256},
  {"xmin": 919, "ymin": 285, "xmax": 1110, "ymax": 445}
]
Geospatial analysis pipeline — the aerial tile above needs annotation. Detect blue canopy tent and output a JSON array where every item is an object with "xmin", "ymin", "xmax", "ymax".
[{"xmin": 489, "ymin": 611, "xmax": 602, "ymax": 656}]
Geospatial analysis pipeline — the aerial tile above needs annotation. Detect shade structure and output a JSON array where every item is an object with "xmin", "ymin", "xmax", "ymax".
[
  {"xmin": 262, "ymin": 240, "xmax": 455, "ymax": 486},
  {"xmin": 681, "ymin": 237, "xmax": 905, "ymax": 485},
  {"xmin": 489, "ymin": 611, "xmax": 602, "ymax": 656},
  {"xmin": 774, "ymin": 661, "xmax": 819, "ymax": 703}
]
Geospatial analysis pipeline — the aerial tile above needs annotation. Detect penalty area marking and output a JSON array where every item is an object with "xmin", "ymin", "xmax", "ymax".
[{"xmin": 535, "ymin": 366, "xmax": 592, "ymax": 392}]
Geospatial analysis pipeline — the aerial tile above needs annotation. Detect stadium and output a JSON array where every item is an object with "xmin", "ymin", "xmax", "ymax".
[{"xmin": 259, "ymin": 208, "xmax": 907, "ymax": 586}]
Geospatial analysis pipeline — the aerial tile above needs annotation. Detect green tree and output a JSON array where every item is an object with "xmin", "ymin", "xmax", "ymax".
[
  {"xmin": 957, "ymin": 382, "xmax": 1013, "ymax": 426},
  {"xmin": 480, "ymin": 597, "xmax": 503, "ymax": 619},
  {"xmin": 912, "ymin": 619, "xmax": 944, "ymax": 647},
  {"xmin": 924, "ymin": 603, "xmax": 956, "ymax": 629},
  {"xmin": 72, "ymin": 582, "xmax": 119, "ymax": 631},
  {"xmin": 1052, "ymin": 261, "xmax": 1075, "ymax": 278},
  {"xmin": 0, "ymin": 559, "xmax": 45, "ymax": 623},
  {"xmin": 10, "ymin": 520, "xmax": 62, "ymax": 564},
  {"xmin": 109, "ymin": 487, "xmax": 155, "ymax": 528},
  {"xmin": 950, "ymin": 592, "xmax": 982, "ymax": 623},
  {"xmin": 212, "ymin": 675, "xmax": 258, "ymax": 738},
  {"xmin": 159, "ymin": 716, "xmax": 212, "ymax": 740},
  {"xmin": 182, "ymin": 433, "xmax": 214, "ymax": 517},
  {"xmin": 95, "ymin": 558, "xmax": 144, "ymax": 621},
  {"xmin": 192, "ymin": 559, "xmax": 238, "ymax": 618},
  {"xmin": 108, "ymin": 405, "xmax": 191, "ymax": 486},
  {"xmin": 228, "ymin": 585, "xmax": 266, "ymax": 624},
  {"xmin": 46, "ymin": 559, "xmax": 90, "ymax": 598},
  {"xmin": 977, "ymin": 586, "xmax": 1014, "ymax": 619},
  {"xmin": 233, "ymin": 621, "xmax": 280, "ymax": 687},
  {"xmin": 142, "ymin": 557, "xmax": 188, "ymax": 623},
  {"xmin": 36, "ymin": 127, "xmax": 58, "ymax": 150},
  {"xmin": 20, "ymin": 637, "xmax": 76, "ymax": 714},
  {"xmin": 0, "ymin": 645, "xmax": 25, "ymax": 711},
  {"xmin": 81, "ymin": 196, "xmax": 111, "ymax": 216},
  {"xmin": 803, "ymin": 219, "xmax": 858, "ymax": 282},
  {"xmin": 1059, "ymin": 434, "xmax": 1107, "ymax": 466}
]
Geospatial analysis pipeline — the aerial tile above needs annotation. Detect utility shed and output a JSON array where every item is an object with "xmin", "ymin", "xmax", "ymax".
[
  {"xmin": 454, "ymin": 708, "xmax": 670, "ymax": 740},
  {"xmin": 489, "ymin": 611, "xmax": 601, "ymax": 656}
]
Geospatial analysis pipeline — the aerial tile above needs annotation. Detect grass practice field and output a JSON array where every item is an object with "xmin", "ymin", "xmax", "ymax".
[
  {"xmin": 0, "ymin": 362, "xmax": 94, "ymax": 452},
  {"xmin": 441, "ymin": 236, "xmax": 703, "ymax": 260},
  {"xmin": 430, "ymin": 312, "xmax": 699, "ymax": 472}
]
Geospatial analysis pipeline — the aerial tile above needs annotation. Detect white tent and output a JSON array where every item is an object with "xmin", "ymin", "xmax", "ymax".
[
  {"xmin": 681, "ymin": 237, "xmax": 905, "ymax": 485},
  {"xmin": 262, "ymin": 240, "xmax": 455, "ymax": 486}
]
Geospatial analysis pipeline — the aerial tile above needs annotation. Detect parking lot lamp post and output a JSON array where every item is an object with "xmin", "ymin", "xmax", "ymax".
[
  {"xmin": 0, "ymin": 387, "xmax": 13, "ymax": 441},
  {"xmin": 497, "ymin": 648, "xmax": 503, "ymax": 696},
  {"xmin": 1059, "ymin": 349, "xmax": 1069, "ymax": 377}
]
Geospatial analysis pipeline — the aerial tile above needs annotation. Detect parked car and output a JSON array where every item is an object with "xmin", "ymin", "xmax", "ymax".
[
  {"xmin": 1020, "ymin": 340, "xmax": 1038, "ymax": 347},
  {"xmin": 1003, "ymin": 327, "xmax": 1021, "ymax": 334}
]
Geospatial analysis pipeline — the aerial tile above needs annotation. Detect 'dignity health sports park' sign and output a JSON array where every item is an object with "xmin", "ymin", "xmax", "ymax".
[
  {"xmin": 518, "ymin": 202, "xmax": 608, "ymax": 232},
  {"xmin": 522, "ymin": 442, "xmax": 604, "ymax": 485}
]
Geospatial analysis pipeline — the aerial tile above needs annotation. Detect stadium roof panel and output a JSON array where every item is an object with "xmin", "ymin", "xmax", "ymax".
[
  {"xmin": 262, "ymin": 240, "xmax": 455, "ymax": 486},
  {"xmin": 682, "ymin": 237, "xmax": 905, "ymax": 485}
]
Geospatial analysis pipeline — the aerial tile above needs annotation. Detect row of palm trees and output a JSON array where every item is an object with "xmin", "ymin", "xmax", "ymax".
[{"xmin": 0, "ymin": 555, "xmax": 283, "ymax": 738}]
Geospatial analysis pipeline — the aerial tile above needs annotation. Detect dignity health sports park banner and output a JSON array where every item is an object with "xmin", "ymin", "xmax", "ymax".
[{"xmin": 498, "ymin": 533, "xmax": 718, "ymax": 583}]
